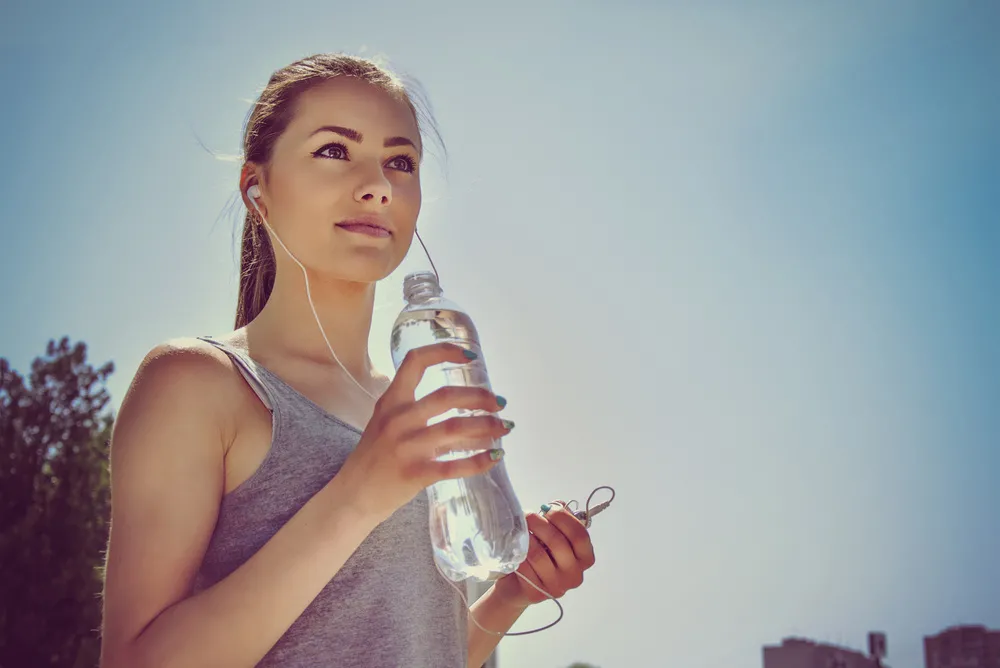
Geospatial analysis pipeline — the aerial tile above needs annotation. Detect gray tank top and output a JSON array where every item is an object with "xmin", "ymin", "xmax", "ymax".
[{"xmin": 192, "ymin": 336, "xmax": 466, "ymax": 667}]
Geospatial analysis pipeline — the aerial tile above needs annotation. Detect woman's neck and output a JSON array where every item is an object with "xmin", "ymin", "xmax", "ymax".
[{"xmin": 248, "ymin": 267, "xmax": 378, "ymax": 382}]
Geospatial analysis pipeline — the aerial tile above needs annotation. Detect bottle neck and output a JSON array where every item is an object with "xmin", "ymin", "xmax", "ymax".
[{"xmin": 403, "ymin": 271, "xmax": 443, "ymax": 305}]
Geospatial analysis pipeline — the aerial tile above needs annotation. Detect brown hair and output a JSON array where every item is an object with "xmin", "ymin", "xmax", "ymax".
[{"xmin": 235, "ymin": 53, "xmax": 442, "ymax": 328}]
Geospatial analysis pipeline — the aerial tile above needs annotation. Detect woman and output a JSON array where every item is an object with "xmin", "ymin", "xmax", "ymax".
[{"xmin": 100, "ymin": 53, "xmax": 597, "ymax": 668}]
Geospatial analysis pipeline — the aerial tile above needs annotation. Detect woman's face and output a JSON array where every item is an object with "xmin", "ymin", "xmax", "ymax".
[{"xmin": 249, "ymin": 77, "xmax": 423, "ymax": 283}]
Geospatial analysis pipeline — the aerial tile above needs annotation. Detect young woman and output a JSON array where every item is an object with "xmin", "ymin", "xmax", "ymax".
[{"xmin": 100, "ymin": 53, "xmax": 597, "ymax": 668}]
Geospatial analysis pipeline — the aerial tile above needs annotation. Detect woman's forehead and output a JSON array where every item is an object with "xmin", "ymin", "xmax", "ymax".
[{"xmin": 287, "ymin": 78, "xmax": 420, "ymax": 145}]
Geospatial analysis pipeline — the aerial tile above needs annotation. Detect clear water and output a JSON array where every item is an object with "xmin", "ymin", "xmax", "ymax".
[{"xmin": 391, "ymin": 306, "xmax": 529, "ymax": 582}]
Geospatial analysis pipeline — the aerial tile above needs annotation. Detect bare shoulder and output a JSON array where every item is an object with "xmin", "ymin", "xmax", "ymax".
[
  {"xmin": 102, "ymin": 337, "xmax": 246, "ymax": 657},
  {"xmin": 128, "ymin": 337, "xmax": 243, "ymax": 401},
  {"xmin": 114, "ymin": 337, "xmax": 244, "ymax": 451},
  {"xmin": 134, "ymin": 337, "xmax": 235, "ymax": 387}
]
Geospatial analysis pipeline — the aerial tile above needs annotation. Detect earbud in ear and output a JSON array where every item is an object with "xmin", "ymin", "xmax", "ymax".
[{"xmin": 247, "ymin": 184, "xmax": 261, "ymax": 199}]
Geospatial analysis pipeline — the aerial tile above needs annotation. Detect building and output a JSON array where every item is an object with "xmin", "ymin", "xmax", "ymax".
[
  {"xmin": 924, "ymin": 625, "xmax": 1000, "ymax": 668},
  {"xmin": 764, "ymin": 633, "xmax": 887, "ymax": 668}
]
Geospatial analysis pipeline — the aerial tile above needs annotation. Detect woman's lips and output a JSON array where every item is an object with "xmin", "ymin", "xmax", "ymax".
[
  {"xmin": 335, "ymin": 222, "xmax": 391, "ymax": 238},
  {"xmin": 335, "ymin": 215, "xmax": 392, "ymax": 238}
]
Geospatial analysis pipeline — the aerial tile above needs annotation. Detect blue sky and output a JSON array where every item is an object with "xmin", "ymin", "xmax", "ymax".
[{"xmin": 2, "ymin": 1, "xmax": 998, "ymax": 666}]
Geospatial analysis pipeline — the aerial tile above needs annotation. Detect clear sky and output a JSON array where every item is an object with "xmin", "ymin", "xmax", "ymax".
[{"xmin": 2, "ymin": 1, "xmax": 998, "ymax": 667}]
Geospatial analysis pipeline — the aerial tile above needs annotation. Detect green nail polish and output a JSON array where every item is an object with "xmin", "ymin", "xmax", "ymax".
[
  {"xmin": 496, "ymin": 395, "xmax": 507, "ymax": 408},
  {"xmin": 501, "ymin": 419, "xmax": 515, "ymax": 430},
  {"xmin": 489, "ymin": 448, "xmax": 505, "ymax": 461},
  {"xmin": 462, "ymin": 349, "xmax": 478, "ymax": 360},
  {"xmin": 540, "ymin": 503, "xmax": 552, "ymax": 514}
]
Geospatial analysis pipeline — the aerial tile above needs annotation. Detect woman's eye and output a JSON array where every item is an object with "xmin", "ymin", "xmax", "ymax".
[
  {"xmin": 313, "ymin": 143, "xmax": 414, "ymax": 172},
  {"xmin": 387, "ymin": 155, "xmax": 416, "ymax": 173},
  {"xmin": 313, "ymin": 143, "xmax": 348, "ymax": 160}
]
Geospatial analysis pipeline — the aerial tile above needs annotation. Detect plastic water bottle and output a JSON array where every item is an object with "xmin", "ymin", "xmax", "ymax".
[{"xmin": 390, "ymin": 270, "xmax": 530, "ymax": 582}]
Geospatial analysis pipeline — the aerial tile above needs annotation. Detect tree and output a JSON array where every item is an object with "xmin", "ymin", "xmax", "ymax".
[
  {"xmin": 566, "ymin": 663, "xmax": 601, "ymax": 668},
  {"xmin": 0, "ymin": 338, "xmax": 114, "ymax": 667}
]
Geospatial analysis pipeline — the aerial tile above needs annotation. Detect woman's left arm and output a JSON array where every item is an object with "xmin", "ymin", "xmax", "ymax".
[{"xmin": 467, "ymin": 507, "xmax": 597, "ymax": 667}]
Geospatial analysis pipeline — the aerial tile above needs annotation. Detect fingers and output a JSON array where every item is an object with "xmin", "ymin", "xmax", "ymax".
[
  {"xmin": 387, "ymin": 343, "xmax": 478, "ymax": 404},
  {"xmin": 526, "ymin": 512, "xmax": 578, "ymax": 573},
  {"xmin": 408, "ymin": 385, "xmax": 505, "ymax": 424},
  {"xmin": 503, "ymin": 507, "xmax": 599, "ymax": 605},
  {"xmin": 544, "ymin": 507, "xmax": 597, "ymax": 570},
  {"xmin": 523, "ymin": 535, "xmax": 560, "ymax": 599},
  {"xmin": 426, "ymin": 447, "xmax": 505, "ymax": 482},
  {"xmin": 407, "ymin": 415, "xmax": 512, "ymax": 457},
  {"xmin": 514, "ymin": 558, "xmax": 547, "ymax": 603}
]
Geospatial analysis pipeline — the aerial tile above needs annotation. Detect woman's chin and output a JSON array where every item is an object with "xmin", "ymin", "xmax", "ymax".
[{"xmin": 313, "ymin": 252, "xmax": 402, "ymax": 285}]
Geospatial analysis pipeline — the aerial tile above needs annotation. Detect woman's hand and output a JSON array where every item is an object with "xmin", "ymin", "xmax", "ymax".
[
  {"xmin": 492, "ymin": 505, "xmax": 597, "ymax": 608},
  {"xmin": 339, "ymin": 342, "xmax": 511, "ymax": 524}
]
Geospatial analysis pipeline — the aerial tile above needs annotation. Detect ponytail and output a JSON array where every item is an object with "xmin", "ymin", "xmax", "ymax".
[
  {"xmin": 234, "ymin": 210, "xmax": 276, "ymax": 328},
  {"xmin": 234, "ymin": 53, "xmax": 443, "ymax": 327}
]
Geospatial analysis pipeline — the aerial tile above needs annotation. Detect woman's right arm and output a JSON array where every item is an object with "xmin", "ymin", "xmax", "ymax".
[{"xmin": 100, "ymin": 340, "xmax": 509, "ymax": 668}]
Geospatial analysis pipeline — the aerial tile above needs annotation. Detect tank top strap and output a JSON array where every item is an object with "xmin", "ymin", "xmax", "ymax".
[{"xmin": 197, "ymin": 335, "xmax": 273, "ymax": 412}]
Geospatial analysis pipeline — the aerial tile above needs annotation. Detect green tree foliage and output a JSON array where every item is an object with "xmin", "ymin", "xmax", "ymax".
[{"xmin": 0, "ymin": 338, "xmax": 114, "ymax": 667}]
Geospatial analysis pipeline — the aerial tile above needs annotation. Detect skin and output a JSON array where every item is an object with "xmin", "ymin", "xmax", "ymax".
[{"xmin": 99, "ymin": 77, "xmax": 596, "ymax": 668}]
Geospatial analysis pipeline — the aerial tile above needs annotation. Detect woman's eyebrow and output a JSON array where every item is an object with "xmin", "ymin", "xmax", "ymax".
[{"xmin": 309, "ymin": 125, "xmax": 417, "ymax": 150}]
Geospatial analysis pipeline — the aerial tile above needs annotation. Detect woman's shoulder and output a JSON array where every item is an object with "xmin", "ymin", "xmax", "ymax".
[
  {"xmin": 137, "ymin": 335, "xmax": 240, "ymax": 386},
  {"xmin": 121, "ymin": 335, "xmax": 248, "ymax": 423},
  {"xmin": 109, "ymin": 336, "xmax": 252, "ymax": 478}
]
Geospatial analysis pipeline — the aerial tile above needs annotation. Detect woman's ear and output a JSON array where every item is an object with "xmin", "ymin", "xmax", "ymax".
[{"xmin": 240, "ymin": 164, "xmax": 267, "ymax": 220}]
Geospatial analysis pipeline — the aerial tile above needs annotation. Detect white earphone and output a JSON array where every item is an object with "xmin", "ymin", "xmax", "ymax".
[
  {"xmin": 241, "ymin": 180, "xmax": 380, "ymax": 401},
  {"xmin": 243, "ymin": 178, "xmax": 434, "ymax": 399},
  {"xmin": 241, "ymin": 177, "xmax": 612, "ymax": 637}
]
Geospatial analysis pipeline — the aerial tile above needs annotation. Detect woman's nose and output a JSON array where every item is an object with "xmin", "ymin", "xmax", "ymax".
[{"xmin": 354, "ymin": 167, "xmax": 392, "ymax": 206}]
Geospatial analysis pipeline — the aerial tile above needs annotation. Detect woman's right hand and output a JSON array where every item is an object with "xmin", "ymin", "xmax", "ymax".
[{"xmin": 339, "ymin": 342, "xmax": 511, "ymax": 523}]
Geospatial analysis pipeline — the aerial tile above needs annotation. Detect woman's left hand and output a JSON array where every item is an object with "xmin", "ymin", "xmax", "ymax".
[{"xmin": 493, "ymin": 504, "xmax": 597, "ymax": 608}]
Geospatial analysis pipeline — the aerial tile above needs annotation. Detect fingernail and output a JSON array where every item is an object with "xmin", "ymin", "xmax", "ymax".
[
  {"xmin": 501, "ymin": 419, "xmax": 515, "ymax": 430},
  {"xmin": 462, "ymin": 349, "xmax": 478, "ymax": 360},
  {"xmin": 496, "ymin": 395, "xmax": 507, "ymax": 408},
  {"xmin": 489, "ymin": 448, "xmax": 505, "ymax": 461},
  {"xmin": 540, "ymin": 503, "xmax": 552, "ymax": 515}
]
